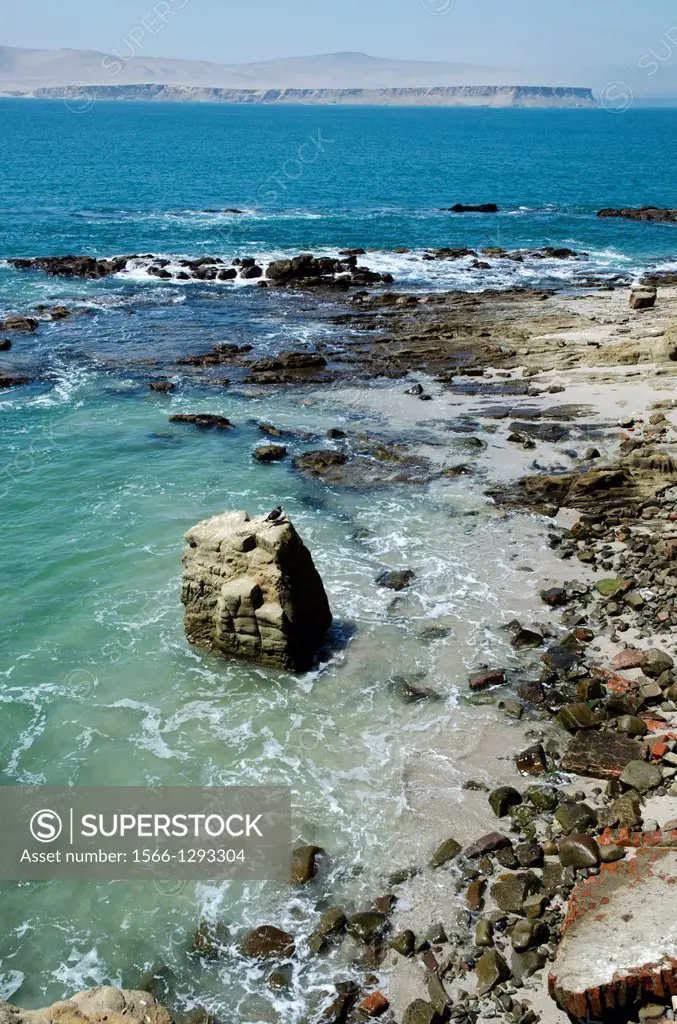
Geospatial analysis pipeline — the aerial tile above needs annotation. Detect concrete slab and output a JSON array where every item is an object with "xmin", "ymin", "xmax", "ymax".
[{"xmin": 549, "ymin": 848, "xmax": 677, "ymax": 1018}]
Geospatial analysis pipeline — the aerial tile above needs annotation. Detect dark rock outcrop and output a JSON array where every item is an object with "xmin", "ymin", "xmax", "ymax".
[
  {"xmin": 239, "ymin": 925, "xmax": 295, "ymax": 960},
  {"xmin": 444, "ymin": 203, "xmax": 499, "ymax": 213},
  {"xmin": 597, "ymin": 206, "xmax": 677, "ymax": 223},
  {"xmin": 0, "ymin": 316, "xmax": 38, "ymax": 332},
  {"xmin": 169, "ymin": 414, "xmax": 234, "ymax": 430},
  {"xmin": 9, "ymin": 255, "xmax": 132, "ymax": 277}
]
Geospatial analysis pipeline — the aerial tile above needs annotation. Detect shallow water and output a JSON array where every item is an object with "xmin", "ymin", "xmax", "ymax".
[{"xmin": 0, "ymin": 99, "xmax": 668, "ymax": 1019}]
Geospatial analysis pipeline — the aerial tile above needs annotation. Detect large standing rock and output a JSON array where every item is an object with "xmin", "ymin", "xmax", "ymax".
[
  {"xmin": 181, "ymin": 510, "xmax": 332, "ymax": 672},
  {"xmin": 0, "ymin": 988, "xmax": 171, "ymax": 1024}
]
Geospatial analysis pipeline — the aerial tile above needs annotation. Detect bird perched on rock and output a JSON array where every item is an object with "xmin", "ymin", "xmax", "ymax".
[{"xmin": 265, "ymin": 506, "xmax": 284, "ymax": 522}]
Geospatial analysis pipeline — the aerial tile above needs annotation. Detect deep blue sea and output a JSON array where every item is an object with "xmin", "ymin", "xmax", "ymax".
[{"xmin": 0, "ymin": 99, "xmax": 676, "ymax": 1021}]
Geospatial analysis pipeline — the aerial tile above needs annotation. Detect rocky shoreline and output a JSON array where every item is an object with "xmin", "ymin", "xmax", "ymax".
[
  {"xmin": 2, "ymin": 254, "xmax": 677, "ymax": 1024},
  {"xmin": 156, "ymin": 282, "xmax": 676, "ymax": 1024}
]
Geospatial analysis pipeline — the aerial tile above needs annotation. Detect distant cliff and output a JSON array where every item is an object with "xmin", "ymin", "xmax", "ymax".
[{"xmin": 30, "ymin": 84, "xmax": 598, "ymax": 108}]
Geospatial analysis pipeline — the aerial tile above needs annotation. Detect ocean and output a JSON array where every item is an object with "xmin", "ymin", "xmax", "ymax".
[{"xmin": 0, "ymin": 98, "xmax": 675, "ymax": 1020}]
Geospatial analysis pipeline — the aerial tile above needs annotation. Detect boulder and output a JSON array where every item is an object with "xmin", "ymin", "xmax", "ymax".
[
  {"xmin": 558, "ymin": 835, "xmax": 600, "ymax": 869},
  {"xmin": 0, "ymin": 989, "xmax": 171, "ymax": 1024},
  {"xmin": 390, "ymin": 929, "xmax": 416, "ymax": 957},
  {"xmin": 643, "ymin": 648, "xmax": 674, "ymax": 678},
  {"xmin": 515, "ymin": 743, "xmax": 547, "ymax": 775},
  {"xmin": 291, "ymin": 844, "xmax": 324, "ymax": 884},
  {"xmin": 464, "ymin": 832, "xmax": 512, "ymax": 858},
  {"xmin": 558, "ymin": 703, "xmax": 602, "ymax": 733},
  {"xmin": 619, "ymin": 759, "xmax": 662, "ymax": 793},
  {"xmin": 181, "ymin": 510, "xmax": 332, "ymax": 672},
  {"xmin": 611, "ymin": 649, "xmax": 646, "ymax": 670},
  {"xmin": 489, "ymin": 786, "xmax": 522, "ymax": 817},
  {"xmin": 317, "ymin": 983, "xmax": 359, "ymax": 1024},
  {"xmin": 358, "ymin": 994, "xmax": 389, "ymax": 1018},
  {"xmin": 629, "ymin": 287, "xmax": 657, "ymax": 310},
  {"xmin": 0, "ymin": 316, "xmax": 38, "ymax": 332},
  {"xmin": 511, "ymin": 919, "xmax": 548, "ymax": 952},
  {"xmin": 347, "ymin": 912, "xmax": 388, "ymax": 943},
  {"xmin": 429, "ymin": 837, "xmax": 462, "ymax": 868},
  {"xmin": 475, "ymin": 950, "xmax": 510, "ymax": 995},
  {"xmin": 315, "ymin": 907, "xmax": 346, "ymax": 940},
  {"xmin": 254, "ymin": 445, "xmax": 288, "ymax": 463},
  {"xmin": 512, "ymin": 950, "xmax": 547, "ymax": 982},
  {"xmin": 491, "ymin": 872, "xmax": 541, "ymax": 914},
  {"xmin": 402, "ymin": 1000, "xmax": 443, "ymax": 1024},
  {"xmin": 239, "ymin": 925, "xmax": 295, "ymax": 959},
  {"xmin": 555, "ymin": 802, "xmax": 597, "ymax": 835}
]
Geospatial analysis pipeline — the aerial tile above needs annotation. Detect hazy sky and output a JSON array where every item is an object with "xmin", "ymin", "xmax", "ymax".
[{"xmin": 5, "ymin": 0, "xmax": 677, "ymax": 86}]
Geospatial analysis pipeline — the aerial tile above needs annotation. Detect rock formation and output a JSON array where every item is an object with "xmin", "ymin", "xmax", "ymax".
[
  {"xmin": 0, "ymin": 988, "xmax": 171, "ymax": 1024},
  {"xmin": 597, "ymin": 206, "xmax": 677, "ymax": 223},
  {"xmin": 181, "ymin": 510, "xmax": 332, "ymax": 672}
]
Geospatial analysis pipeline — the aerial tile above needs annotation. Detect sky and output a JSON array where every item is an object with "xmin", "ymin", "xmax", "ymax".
[{"xmin": 5, "ymin": 0, "xmax": 677, "ymax": 92}]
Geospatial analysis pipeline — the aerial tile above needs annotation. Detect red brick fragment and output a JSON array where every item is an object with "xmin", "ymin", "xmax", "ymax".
[{"xmin": 358, "ymin": 993, "xmax": 389, "ymax": 1017}]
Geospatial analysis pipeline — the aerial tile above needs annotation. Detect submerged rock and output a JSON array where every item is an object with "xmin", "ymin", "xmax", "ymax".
[
  {"xmin": 375, "ymin": 569, "xmax": 415, "ymax": 591},
  {"xmin": 389, "ymin": 675, "xmax": 442, "ymax": 703},
  {"xmin": 181, "ymin": 509, "xmax": 332, "ymax": 672},
  {"xmin": 190, "ymin": 920, "xmax": 231, "ymax": 959}
]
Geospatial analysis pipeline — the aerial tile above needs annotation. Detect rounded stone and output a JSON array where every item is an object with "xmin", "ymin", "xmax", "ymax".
[
  {"xmin": 489, "ymin": 786, "xmax": 523, "ymax": 818},
  {"xmin": 617, "ymin": 715, "xmax": 648, "ymax": 738},
  {"xmin": 558, "ymin": 834, "xmax": 601, "ymax": 869}
]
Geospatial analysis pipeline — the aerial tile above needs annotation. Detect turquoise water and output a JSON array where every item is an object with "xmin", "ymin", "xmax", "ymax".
[{"xmin": 0, "ymin": 100, "xmax": 675, "ymax": 1018}]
